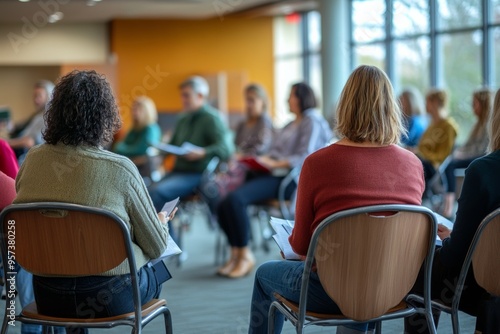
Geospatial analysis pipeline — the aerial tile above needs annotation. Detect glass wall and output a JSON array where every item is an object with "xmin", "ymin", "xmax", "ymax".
[
  {"xmin": 273, "ymin": 12, "xmax": 322, "ymax": 127},
  {"xmin": 351, "ymin": 0, "xmax": 500, "ymax": 144}
]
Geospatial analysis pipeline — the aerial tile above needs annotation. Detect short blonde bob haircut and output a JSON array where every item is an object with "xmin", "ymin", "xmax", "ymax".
[
  {"xmin": 336, "ymin": 65, "xmax": 403, "ymax": 145},
  {"xmin": 489, "ymin": 88, "xmax": 500, "ymax": 152},
  {"xmin": 133, "ymin": 96, "xmax": 158, "ymax": 129}
]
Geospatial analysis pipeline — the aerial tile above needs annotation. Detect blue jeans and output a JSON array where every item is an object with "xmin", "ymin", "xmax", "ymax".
[
  {"xmin": 148, "ymin": 172, "xmax": 203, "ymax": 211},
  {"xmin": 148, "ymin": 172, "xmax": 202, "ymax": 242},
  {"xmin": 249, "ymin": 260, "xmax": 372, "ymax": 333},
  {"xmin": 33, "ymin": 265, "xmax": 161, "ymax": 333}
]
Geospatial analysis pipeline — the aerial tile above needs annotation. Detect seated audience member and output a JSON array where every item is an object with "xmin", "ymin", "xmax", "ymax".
[
  {"xmin": 7, "ymin": 80, "xmax": 54, "ymax": 160},
  {"xmin": 234, "ymin": 84, "xmax": 274, "ymax": 157},
  {"xmin": 148, "ymin": 76, "xmax": 234, "ymax": 212},
  {"xmin": 416, "ymin": 89, "xmax": 458, "ymax": 184},
  {"xmin": 1, "ymin": 171, "xmax": 64, "ymax": 334},
  {"xmin": 202, "ymin": 84, "xmax": 274, "ymax": 211},
  {"xmin": 14, "ymin": 71, "xmax": 170, "ymax": 332},
  {"xmin": 442, "ymin": 88, "xmax": 492, "ymax": 217},
  {"xmin": 0, "ymin": 138, "xmax": 18, "ymax": 179},
  {"xmin": 399, "ymin": 87, "xmax": 428, "ymax": 148},
  {"xmin": 216, "ymin": 82, "xmax": 332, "ymax": 279},
  {"xmin": 248, "ymin": 65, "xmax": 425, "ymax": 334},
  {"xmin": 405, "ymin": 88, "xmax": 500, "ymax": 334},
  {"xmin": 113, "ymin": 96, "xmax": 161, "ymax": 158}
]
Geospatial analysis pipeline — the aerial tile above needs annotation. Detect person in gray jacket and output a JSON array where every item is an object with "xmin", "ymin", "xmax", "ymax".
[{"xmin": 216, "ymin": 82, "xmax": 332, "ymax": 279}]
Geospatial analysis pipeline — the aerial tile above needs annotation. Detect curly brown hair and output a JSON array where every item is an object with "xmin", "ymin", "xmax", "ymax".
[{"xmin": 43, "ymin": 70, "xmax": 121, "ymax": 146}]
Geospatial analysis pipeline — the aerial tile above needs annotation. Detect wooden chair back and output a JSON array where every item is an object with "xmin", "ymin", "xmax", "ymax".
[
  {"xmin": 472, "ymin": 210, "xmax": 500, "ymax": 296},
  {"xmin": 314, "ymin": 209, "xmax": 431, "ymax": 321},
  {"xmin": 2, "ymin": 203, "xmax": 129, "ymax": 276}
]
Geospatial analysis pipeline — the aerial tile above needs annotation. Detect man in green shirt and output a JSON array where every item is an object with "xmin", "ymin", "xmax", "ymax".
[{"xmin": 148, "ymin": 76, "xmax": 234, "ymax": 216}]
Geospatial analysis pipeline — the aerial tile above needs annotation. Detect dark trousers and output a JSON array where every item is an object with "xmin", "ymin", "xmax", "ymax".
[
  {"xmin": 217, "ymin": 174, "xmax": 294, "ymax": 248},
  {"xmin": 405, "ymin": 249, "xmax": 497, "ymax": 333}
]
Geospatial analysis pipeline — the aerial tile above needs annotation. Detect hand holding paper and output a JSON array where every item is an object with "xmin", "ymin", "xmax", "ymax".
[
  {"xmin": 161, "ymin": 197, "xmax": 180, "ymax": 217},
  {"xmin": 435, "ymin": 212, "xmax": 454, "ymax": 245},
  {"xmin": 269, "ymin": 217, "xmax": 301, "ymax": 260}
]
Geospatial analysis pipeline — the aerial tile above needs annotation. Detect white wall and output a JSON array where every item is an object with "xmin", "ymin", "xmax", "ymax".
[{"xmin": 0, "ymin": 23, "xmax": 109, "ymax": 65}]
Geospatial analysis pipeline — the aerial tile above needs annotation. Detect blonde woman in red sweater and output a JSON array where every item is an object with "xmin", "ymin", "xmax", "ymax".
[{"xmin": 248, "ymin": 65, "xmax": 425, "ymax": 334}]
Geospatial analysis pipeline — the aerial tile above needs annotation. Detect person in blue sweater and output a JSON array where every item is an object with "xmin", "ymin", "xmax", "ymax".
[{"xmin": 399, "ymin": 87, "xmax": 428, "ymax": 148}]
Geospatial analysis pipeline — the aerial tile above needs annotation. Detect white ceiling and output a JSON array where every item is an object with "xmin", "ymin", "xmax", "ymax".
[{"xmin": 0, "ymin": 0, "xmax": 283, "ymax": 23}]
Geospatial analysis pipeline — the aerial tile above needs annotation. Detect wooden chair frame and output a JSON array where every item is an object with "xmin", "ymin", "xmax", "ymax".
[
  {"xmin": 268, "ymin": 204, "xmax": 438, "ymax": 334},
  {"xmin": 0, "ymin": 202, "xmax": 172, "ymax": 334}
]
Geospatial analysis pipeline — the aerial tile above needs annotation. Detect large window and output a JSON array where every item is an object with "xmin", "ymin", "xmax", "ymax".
[
  {"xmin": 273, "ymin": 12, "xmax": 321, "ymax": 127},
  {"xmin": 351, "ymin": 0, "xmax": 500, "ymax": 144}
]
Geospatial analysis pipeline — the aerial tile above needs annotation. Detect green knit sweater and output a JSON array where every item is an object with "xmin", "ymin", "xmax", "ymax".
[
  {"xmin": 14, "ymin": 143, "xmax": 169, "ymax": 276},
  {"xmin": 170, "ymin": 104, "xmax": 234, "ymax": 173}
]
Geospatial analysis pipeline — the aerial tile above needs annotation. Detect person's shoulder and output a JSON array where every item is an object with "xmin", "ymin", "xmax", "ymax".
[
  {"xmin": 145, "ymin": 123, "xmax": 161, "ymax": 134},
  {"xmin": 22, "ymin": 143, "xmax": 47, "ymax": 157},
  {"xmin": 259, "ymin": 114, "xmax": 274, "ymax": 127},
  {"xmin": 304, "ymin": 142, "xmax": 338, "ymax": 161},
  {"xmin": 443, "ymin": 117, "xmax": 459, "ymax": 133},
  {"xmin": 302, "ymin": 108, "xmax": 325, "ymax": 122},
  {"xmin": 468, "ymin": 151, "xmax": 500, "ymax": 173}
]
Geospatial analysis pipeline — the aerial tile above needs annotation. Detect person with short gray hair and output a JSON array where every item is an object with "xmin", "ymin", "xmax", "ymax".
[
  {"xmin": 179, "ymin": 75, "xmax": 210, "ymax": 98},
  {"xmin": 148, "ymin": 75, "xmax": 234, "ymax": 241},
  {"xmin": 8, "ymin": 79, "xmax": 54, "ymax": 160}
]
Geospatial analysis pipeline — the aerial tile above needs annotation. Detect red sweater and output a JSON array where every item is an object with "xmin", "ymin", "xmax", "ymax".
[{"xmin": 289, "ymin": 143, "xmax": 425, "ymax": 256}]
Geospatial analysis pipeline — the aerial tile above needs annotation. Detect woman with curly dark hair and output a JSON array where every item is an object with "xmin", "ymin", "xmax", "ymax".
[{"xmin": 13, "ymin": 70, "xmax": 170, "ymax": 329}]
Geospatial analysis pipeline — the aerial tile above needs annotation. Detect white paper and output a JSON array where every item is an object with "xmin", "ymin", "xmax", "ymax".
[
  {"xmin": 149, "ymin": 235, "xmax": 182, "ymax": 265},
  {"xmin": 269, "ymin": 217, "xmax": 301, "ymax": 260},
  {"xmin": 154, "ymin": 142, "xmax": 189, "ymax": 155},
  {"xmin": 161, "ymin": 197, "xmax": 180, "ymax": 216},
  {"xmin": 435, "ymin": 212, "xmax": 454, "ymax": 246}
]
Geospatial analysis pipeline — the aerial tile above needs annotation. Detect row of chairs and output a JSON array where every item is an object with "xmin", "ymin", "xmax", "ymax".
[
  {"xmin": 1, "ymin": 203, "xmax": 498, "ymax": 333},
  {"xmin": 269, "ymin": 205, "xmax": 500, "ymax": 334}
]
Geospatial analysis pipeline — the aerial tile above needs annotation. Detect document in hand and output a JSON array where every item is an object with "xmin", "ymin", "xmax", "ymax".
[
  {"xmin": 435, "ymin": 212, "xmax": 454, "ymax": 246},
  {"xmin": 239, "ymin": 157, "xmax": 271, "ymax": 174},
  {"xmin": 153, "ymin": 142, "xmax": 203, "ymax": 156},
  {"xmin": 269, "ymin": 217, "xmax": 301, "ymax": 260},
  {"xmin": 161, "ymin": 197, "xmax": 180, "ymax": 217}
]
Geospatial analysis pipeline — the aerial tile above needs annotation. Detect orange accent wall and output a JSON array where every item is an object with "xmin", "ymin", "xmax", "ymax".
[{"xmin": 110, "ymin": 17, "xmax": 274, "ymax": 128}]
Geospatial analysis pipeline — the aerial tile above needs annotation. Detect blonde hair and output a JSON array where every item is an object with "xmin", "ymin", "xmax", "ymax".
[
  {"xmin": 469, "ymin": 88, "xmax": 492, "ymax": 142},
  {"xmin": 426, "ymin": 88, "xmax": 448, "ymax": 117},
  {"xmin": 489, "ymin": 89, "xmax": 500, "ymax": 152},
  {"xmin": 400, "ymin": 87, "xmax": 424, "ymax": 116},
  {"xmin": 336, "ymin": 65, "xmax": 403, "ymax": 145},
  {"xmin": 133, "ymin": 96, "xmax": 157, "ymax": 129}
]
